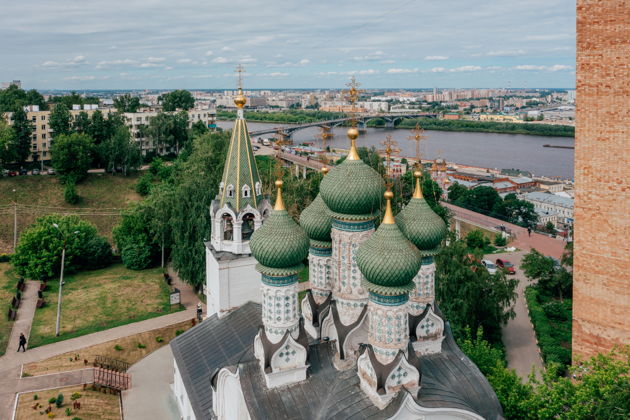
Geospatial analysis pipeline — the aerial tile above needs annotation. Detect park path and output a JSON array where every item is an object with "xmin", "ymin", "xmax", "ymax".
[
  {"xmin": 6, "ymin": 280, "xmax": 39, "ymax": 354},
  {"xmin": 444, "ymin": 202, "xmax": 566, "ymax": 259},
  {"xmin": 0, "ymin": 267, "xmax": 203, "ymax": 420},
  {"xmin": 495, "ymin": 251, "xmax": 544, "ymax": 380}
]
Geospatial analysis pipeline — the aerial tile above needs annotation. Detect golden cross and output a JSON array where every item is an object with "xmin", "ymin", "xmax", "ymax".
[
  {"xmin": 344, "ymin": 76, "xmax": 363, "ymax": 127},
  {"xmin": 236, "ymin": 64, "xmax": 244, "ymax": 91},
  {"xmin": 407, "ymin": 123, "xmax": 426, "ymax": 169},
  {"xmin": 380, "ymin": 135, "xmax": 400, "ymax": 188}
]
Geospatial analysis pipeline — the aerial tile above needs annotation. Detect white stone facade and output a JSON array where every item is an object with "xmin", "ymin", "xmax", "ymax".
[
  {"xmin": 308, "ymin": 251, "xmax": 333, "ymax": 304},
  {"xmin": 173, "ymin": 359, "xmax": 196, "ymax": 420}
]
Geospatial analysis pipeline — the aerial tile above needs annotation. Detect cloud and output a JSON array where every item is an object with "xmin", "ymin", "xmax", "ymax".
[
  {"xmin": 450, "ymin": 65, "xmax": 482, "ymax": 72},
  {"xmin": 486, "ymin": 49, "xmax": 526, "ymax": 57},
  {"xmin": 513, "ymin": 64, "xmax": 572, "ymax": 71},
  {"xmin": 205, "ymin": 50, "xmax": 214, "ymax": 56},
  {"xmin": 96, "ymin": 59, "xmax": 138, "ymax": 69},
  {"xmin": 317, "ymin": 69, "xmax": 378, "ymax": 76},
  {"xmin": 525, "ymin": 34, "xmax": 572, "ymax": 41},
  {"xmin": 351, "ymin": 51, "xmax": 385, "ymax": 61},
  {"xmin": 63, "ymin": 75, "xmax": 96, "ymax": 81},
  {"xmin": 139, "ymin": 62, "xmax": 162, "ymax": 68},
  {"xmin": 430, "ymin": 67, "xmax": 446, "ymax": 73},
  {"xmin": 221, "ymin": 46, "xmax": 234, "ymax": 52},
  {"xmin": 40, "ymin": 55, "xmax": 88, "ymax": 69},
  {"xmin": 212, "ymin": 56, "xmax": 230, "ymax": 64},
  {"xmin": 146, "ymin": 57, "xmax": 166, "ymax": 62},
  {"xmin": 299, "ymin": 58, "xmax": 310, "ymax": 65},
  {"xmin": 177, "ymin": 58, "xmax": 193, "ymax": 64},
  {"xmin": 266, "ymin": 72, "xmax": 289, "ymax": 77},
  {"xmin": 548, "ymin": 64, "xmax": 572, "ymax": 71},
  {"xmin": 387, "ymin": 68, "xmax": 419, "ymax": 74},
  {"xmin": 425, "ymin": 55, "xmax": 448, "ymax": 61}
]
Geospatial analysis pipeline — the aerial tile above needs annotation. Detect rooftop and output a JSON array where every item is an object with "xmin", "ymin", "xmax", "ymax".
[{"xmin": 523, "ymin": 191, "xmax": 574, "ymax": 208}]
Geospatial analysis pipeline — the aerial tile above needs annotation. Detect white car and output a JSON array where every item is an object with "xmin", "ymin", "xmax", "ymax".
[{"xmin": 482, "ymin": 260, "xmax": 497, "ymax": 275}]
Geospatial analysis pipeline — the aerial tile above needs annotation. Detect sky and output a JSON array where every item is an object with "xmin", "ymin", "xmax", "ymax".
[{"xmin": 0, "ymin": 0, "xmax": 576, "ymax": 90}]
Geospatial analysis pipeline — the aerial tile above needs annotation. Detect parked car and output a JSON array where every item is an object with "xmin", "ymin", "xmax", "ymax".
[
  {"xmin": 481, "ymin": 259, "xmax": 497, "ymax": 275},
  {"xmin": 32, "ymin": 169, "xmax": 40, "ymax": 175},
  {"xmin": 495, "ymin": 258, "xmax": 516, "ymax": 274},
  {"xmin": 19, "ymin": 168, "xmax": 28, "ymax": 175},
  {"xmin": 47, "ymin": 168, "xmax": 55, "ymax": 175},
  {"xmin": 2, "ymin": 169, "xmax": 8, "ymax": 177},
  {"xmin": 8, "ymin": 170, "xmax": 18, "ymax": 177},
  {"xmin": 253, "ymin": 145, "xmax": 260, "ymax": 151}
]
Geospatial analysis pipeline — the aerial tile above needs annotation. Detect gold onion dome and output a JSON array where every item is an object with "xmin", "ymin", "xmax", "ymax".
[
  {"xmin": 299, "ymin": 169, "xmax": 333, "ymax": 245},
  {"xmin": 356, "ymin": 191, "xmax": 421, "ymax": 295},
  {"xmin": 396, "ymin": 171, "xmax": 447, "ymax": 256},
  {"xmin": 234, "ymin": 89, "xmax": 247, "ymax": 109},
  {"xmin": 250, "ymin": 180, "xmax": 309, "ymax": 273},
  {"xmin": 319, "ymin": 128, "xmax": 384, "ymax": 219}
]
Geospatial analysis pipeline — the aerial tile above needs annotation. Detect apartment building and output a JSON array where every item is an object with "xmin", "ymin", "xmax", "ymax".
[
  {"xmin": 522, "ymin": 191, "xmax": 574, "ymax": 225},
  {"xmin": 4, "ymin": 104, "xmax": 111, "ymax": 163},
  {"xmin": 124, "ymin": 107, "xmax": 216, "ymax": 155}
]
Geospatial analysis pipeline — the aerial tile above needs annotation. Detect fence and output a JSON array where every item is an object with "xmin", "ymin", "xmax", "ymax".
[
  {"xmin": 93, "ymin": 355, "xmax": 131, "ymax": 372},
  {"xmin": 94, "ymin": 367, "xmax": 131, "ymax": 390}
]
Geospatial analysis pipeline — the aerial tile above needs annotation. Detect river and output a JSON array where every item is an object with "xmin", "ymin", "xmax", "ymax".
[{"xmin": 216, "ymin": 121, "xmax": 575, "ymax": 180}]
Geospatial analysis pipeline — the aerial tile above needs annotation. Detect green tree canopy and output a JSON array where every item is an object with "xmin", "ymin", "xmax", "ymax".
[
  {"xmin": 146, "ymin": 111, "xmax": 190, "ymax": 154},
  {"xmin": 10, "ymin": 108, "xmax": 33, "ymax": 165},
  {"xmin": 522, "ymin": 249, "xmax": 572, "ymax": 301},
  {"xmin": 456, "ymin": 185, "xmax": 502, "ymax": 214},
  {"xmin": 447, "ymin": 182, "xmax": 468, "ymax": 202},
  {"xmin": 12, "ymin": 214, "xmax": 112, "ymax": 280},
  {"xmin": 158, "ymin": 90, "xmax": 195, "ymax": 111},
  {"xmin": 98, "ymin": 125, "xmax": 142, "ymax": 175},
  {"xmin": 50, "ymin": 92, "xmax": 99, "ymax": 110},
  {"xmin": 113, "ymin": 93, "xmax": 141, "ymax": 113},
  {"xmin": 49, "ymin": 104, "xmax": 72, "ymax": 138},
  {"xmin": 51, "ymin": 132, "xmax": 94, "ymax": 182},
  {"xmin": 0, "ymin": 120, "xmax": 18, "ymax": 170},
  {"xmin": 435, "ymin": 236, "xmax": 517, "ymax": 343},
  {"xmin": 0, "ymin": 85, "xmax": 48, "ymax": 113}
]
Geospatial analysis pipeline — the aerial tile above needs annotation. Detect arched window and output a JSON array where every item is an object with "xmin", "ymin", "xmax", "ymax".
[
  {"xmin": 242, "ymin": 184, "xmax": 251, "ymax": 198},
  {"xmin": 222, "ymin": 214, "xmax": 234, "ymax": 240},
  {"xmin": 255, "ymin": 182, "xmax": 262, "ymax": 196},
  {"xmin": 226, "ymin": 184, "xmax": 234, "ymax": 198}
]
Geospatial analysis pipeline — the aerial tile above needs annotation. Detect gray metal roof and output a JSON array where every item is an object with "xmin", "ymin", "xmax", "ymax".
[{"xmin": 171, "ymin": 302, "xmax": 503, "ymax": 420}]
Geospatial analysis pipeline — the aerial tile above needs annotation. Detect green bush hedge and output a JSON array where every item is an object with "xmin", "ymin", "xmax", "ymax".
[{"xmin": 525, "ymin": 286, "xmax": 572, "ymax": 371}]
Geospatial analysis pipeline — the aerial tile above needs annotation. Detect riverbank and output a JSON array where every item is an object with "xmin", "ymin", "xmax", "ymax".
[{"xmin": 216, "ymin": 110, "xmax": 574, "ymax": 137}]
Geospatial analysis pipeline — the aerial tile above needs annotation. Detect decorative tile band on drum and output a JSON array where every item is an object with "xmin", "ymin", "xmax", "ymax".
[
  {"xmin": 332, "ymin": 219, "xmax": 375, "ymax": 232},
  {"xmin": 421, "ymin": 256, "xmax": 434, "ymax": 265},
  {"xmin": 262, "ymin": 273, "xmax": 298, "ymax": 286},
  {"xmin": 368, "ymin": 292, "xmax": 409, "ymax": 306},
  {"xmin": 310, "ymin": 245, "xmax": 333, "ymax": 257}
]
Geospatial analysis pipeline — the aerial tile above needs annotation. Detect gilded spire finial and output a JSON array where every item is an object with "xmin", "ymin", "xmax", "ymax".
[
  {"xmin": 274, "ymin": 179, "xmax": 285, "ymax": 211},
  {"xmin": 234, "ymin": 65, "xmax": 247, "ymax": 110},
  {"xmin": 380, "ymin": 135, "xmax": 399, "ymax": 189},
  {"xmin": 408, "ymin": 122, "xmax": 426, "ymax": 169},
  {"xmin": 383, "ymin": 190, "xmax": 395, "ymax": 224},
  {"xmin": 344, "ymin": 76, "xmax": 363, "ymax": 160},
  {"xmin": 413, "ymin": 170, "xmax": 423, "ymax": 199},
  {"xmin": 321, "ymin": 166, "xmax": 329, "ymax": 175}
]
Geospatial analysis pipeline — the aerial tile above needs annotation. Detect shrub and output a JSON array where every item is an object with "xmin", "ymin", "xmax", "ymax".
[
  {"xmin": 75, "ymin": 236, "xmax": 112, "ymax": 270},
  {"xmin": 48, "ymin": 397, "xmax": 57, "ymax": 404},
  {"xmin": 33, "ymin": 394, "xmax": 38, "ymax": 400},
  {"xmin": 64, "ymin": 182, "xmax": 80, "ymax": 205},
  {"xmin": 135, "ymin": 173, "xmax": 153, "ymax": 196},
  {"xmin": 65, "ymin": 407, "xmax": 72, "ymax": 416},
  {"xmin": 466, "ymin": 229, "xmax": 490, "ymax": 250},
  {"xmin": 114, "ymin": 344, "xmax": 123, "ymax": 351},
  {"xmin": 55, "ymin": 393, "xmax": 63, "ymax": 408},
  {"xmin": 72, "ymin": 417, "xmax": 82, "ymax": 420},
  {"xmin": 493, "ymin": 233, "xmax": 507, "ymax": 247},
  {"xmin": 137, "ymin": 343, "xmax": 146, "ymax": 349},
  {"xmin": 70, "ymin": 392, "xmax": 81, "ymax": 400},
  {"xmin": 47, "ymin": 412, "xmax": 55, "ymax": 418},
  {"xmin": 175, "ymin": 329, "xmax": 184, "ymax": 336},
  {"xmin": 542, "ymin": 301, "xmax": 568, "ymax": 321},
  {"xmin": 120, "ymin": 242, "xmax": 152, "ymax": 270},
  {"xmin": 0, "ymin": 253, "xmax": 10, "ymax": 262},
  {"xmin": 155, "ymin": 336, "xmax": 164, "ymax": 343}
]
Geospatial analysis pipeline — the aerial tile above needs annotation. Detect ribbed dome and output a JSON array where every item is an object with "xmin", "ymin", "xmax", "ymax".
[
  {"xmin": 396, "ymin": 174, "xmax": 447, "ymax": 256},
  {"xmin": 356, "ymin": 193, "xmax": 421, "ymax": 294},
  {"xmin": 320, "ymin": 159, "xmax": 384, "ymax": 217},
  {"xmin": 299, "ymin": 194, "xmax": 332, "ymax": 243},
  {"xmin": 250, "ymin": 181, "xmax": 309, "ymax": 270}
]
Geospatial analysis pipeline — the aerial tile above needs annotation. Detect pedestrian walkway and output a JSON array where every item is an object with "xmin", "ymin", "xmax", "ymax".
[
  {"xmin": 0, "ymin": 266, "xmax": 203, "ymax": 420},
  {"xmin": 495, "ymin": 251, "xmax": 544, "ymax": 380},
  {"xmin": 444, "ymin": 202, "xmax": 566, "ymax": 259},
  {"xmin": 7, "ymin": 280, "xmax": 39, "ymax": 354}
]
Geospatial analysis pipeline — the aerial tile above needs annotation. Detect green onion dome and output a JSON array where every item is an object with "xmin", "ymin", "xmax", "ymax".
[
  {"xmin": 250, "ymin": 180, "xmax": 310, "ymax": 272},
  {"xmin": 396, "ymin": 172, "xmax": 447, "ymax": 256},
  {"xmin": 319, "ymin": 129, "xmax": 384, "ymax": 219},
  {"xmin": 356, "ymin": 191, "xmax": 422, "ymax": 295},
  {"xmin": 299, "ymin": 194, "xmax": 332, "ymax": 243}
]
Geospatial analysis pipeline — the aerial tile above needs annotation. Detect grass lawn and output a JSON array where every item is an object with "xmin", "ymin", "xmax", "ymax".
[
  {"xmin": 0, "ymin": 262, "xmax": 18, "ymax": 355},
  {"xmin": 16, "ymin": 385, "xmax": 120, "ymax": 420},
  {"xmin": 0, "ymin": 173, "xmax": 142, "ymax": 252},
  {"xmin": 28, "ymin": 264, "xmax": 182, "ymax": 348},
  {"xmin": 23, "ymin": 320, "xmax": 192, "ymax": 376}
]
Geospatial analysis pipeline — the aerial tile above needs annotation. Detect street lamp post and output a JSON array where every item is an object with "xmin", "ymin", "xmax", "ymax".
[{"xmin": 53, "ymin": 224, "xmax": 79, "ymax": 337}]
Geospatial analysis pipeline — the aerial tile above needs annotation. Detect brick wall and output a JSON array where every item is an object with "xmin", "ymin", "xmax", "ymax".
[{"xmin": 573, "ymin": 0, "xmax": 630, "ymax": 360}]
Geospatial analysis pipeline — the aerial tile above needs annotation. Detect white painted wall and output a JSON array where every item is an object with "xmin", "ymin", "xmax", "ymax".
[{"xmin": 173, "ymin": 359, "xmax": 196, "ymax": 420}]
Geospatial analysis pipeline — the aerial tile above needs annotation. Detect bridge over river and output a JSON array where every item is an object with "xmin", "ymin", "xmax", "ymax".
[{"xmin": 249, "ymin": 112, "xmax": 437, "ymax": 139}]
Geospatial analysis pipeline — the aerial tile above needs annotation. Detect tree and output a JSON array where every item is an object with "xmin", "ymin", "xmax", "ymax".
[
  {"xmin": 158, "ymin": 90, "xmax": 195, "ymax": 111},
  {"xmin": 10, "ymin": 108, "xmax": 34, "ymax": 165},
  {"xmin": 521, "ymin": 249, "xmax": 572, "ymax": 301},
  {"xmin": 113, "ymin": 93, "xmax": 140, "ymax": 113},
  {"xmin": 447, "ymin": 182, "xmax": 468, "ymax": 202},
  {"xmin": 503, "ymin": 194, "xmax": 538, "ymax": 227},
  {"xmin": 49, "ymin": 104, "xmax": 72, "ymax": 138},
  {"xmin": 72, "ymin": 111, "xmax": 91, "ymax": 134},
  {"xmin": 50, "ymin": 91, "xmax": 99, "ymax": 110},
  {"xmin": 466, "ymin": 229, "xmax": 490, "ymax": 250},
  {"xmin": 51, "ymin": 133, "xmax": 94, "ymax": 182},
  {"xmin": 191, "ymin": 119, "xmax": 209, "ymax": 138},
  {"xmin": 98, "ymin": 126, "xmax": 142, "ymax": 175},
  {"xmin": 456, "ymin": 185, "xmax": 502, "ymax": 215},
  {"xmin": 0, "ymin": 85, "xmax": 48, "ymax": 113},
  {"xmin": 146, "ymin": 111, "xmax": 190, "ymax": 154},
  {"xmin": 0, "ymin": 120, "xmax": 17, "ymax": 170},
  {"xmin": 113, "ymin": 203, "xmax": 159, "ymax": 270},
  {"xmin": 435, "ymin": 236, "xmax": 517, "ymax": 343},
  {"xmin": 12, "ymin": 214, "xmax": 111, "ymax": 280}
]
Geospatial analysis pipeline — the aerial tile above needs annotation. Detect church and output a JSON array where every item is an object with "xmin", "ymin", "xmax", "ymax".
[{"xmin": 170, "ymin": 86, "xmax": 504, "ymax": 419}]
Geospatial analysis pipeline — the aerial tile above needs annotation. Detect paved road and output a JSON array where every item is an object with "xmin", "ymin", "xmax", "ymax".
[
  {"xmin": 0, "ymin": 267, "xmax": 203, "ymax": 420},
  {"xmin": 495, "ymin": 251, "xmax": 544, "ymax": 380},
  {"xmin": 444, "ymin": 202, "xmax": 566, "ymax": 259}
]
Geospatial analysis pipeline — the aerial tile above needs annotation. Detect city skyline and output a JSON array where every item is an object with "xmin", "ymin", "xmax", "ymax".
[{"xmin": 2, "ymin": 0, "xmax": 575, "ymax": 89}]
